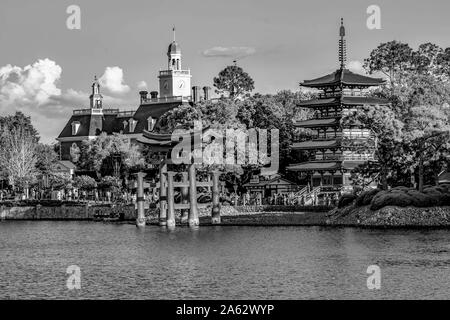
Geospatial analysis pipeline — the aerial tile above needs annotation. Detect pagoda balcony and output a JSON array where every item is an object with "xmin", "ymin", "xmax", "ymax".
[
  {"xmin": 315, "ymin": 155, "xmax": 375, "ymax": 161},
  {"xmin": 318, "ymin": 89, "xmax": 368, "ymax": 99}
]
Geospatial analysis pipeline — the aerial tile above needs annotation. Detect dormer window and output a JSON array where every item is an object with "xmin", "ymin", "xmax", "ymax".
[
  {"xmin": 147, "ymin": 117, "xmax": 156, "ymax": 131},
  {"xmin": 71, "ymin": 121, "xmax": 80, "ymax": 135},
  {"xmin": 129, "ymin": 119, "xmax": 137, "ymax": 133}
]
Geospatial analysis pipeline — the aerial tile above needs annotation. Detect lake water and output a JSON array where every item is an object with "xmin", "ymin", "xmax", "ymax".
[{"xmin": 0, "ymin": 221, "xmax": 449, "ymax": 299}]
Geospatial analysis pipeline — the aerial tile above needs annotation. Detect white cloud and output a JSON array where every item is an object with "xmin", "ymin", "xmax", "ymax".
[
  {"xmin": 99, "ymin": 66, "xmax": 130, "ymax": 94},
  {"xmin": 137, "ymin": 80, "xmax": 148, "ymax": 90},
  {"xmin": 0, "ymin": 59, "xmax": 62, "ymax": 106},
  {"xmin": 202, "ymin": 46, "xmax": 256, "ymax": 59},
  {"xmin": 0, "ymin": 59, "xmax": 134, "ymax": 144},
  {"xmin": 347, "ymin": 60, "xmax": 366, "ymax": 75}
]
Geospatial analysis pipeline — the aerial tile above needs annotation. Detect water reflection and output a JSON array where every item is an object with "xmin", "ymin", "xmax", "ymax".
[{"xmin": 0, "ymin": 222, "xmax": 449, "ymax": 299}]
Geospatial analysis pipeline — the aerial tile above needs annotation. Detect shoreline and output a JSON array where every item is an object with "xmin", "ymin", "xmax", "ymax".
[{"xmin": 2, "ymin": 203, "xmax": 450, "ymax": 229}]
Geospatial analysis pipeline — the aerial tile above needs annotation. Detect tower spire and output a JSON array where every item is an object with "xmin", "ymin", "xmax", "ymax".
[
  {"xmin": 90, "ymin": 74, "xmax": 103, "ymax": 109},
  {"xmin": 339, "ymin": 18, "xmax": 347, "ymax": 69},
  {"xmin": 173, "ymin": 26, "xmax": 176, "ymax": 42}
]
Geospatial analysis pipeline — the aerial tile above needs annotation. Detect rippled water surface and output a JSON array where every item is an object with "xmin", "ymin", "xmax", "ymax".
[{"xmin": 0, "ymin": 221, "xmax": 449, "ymax": 299}]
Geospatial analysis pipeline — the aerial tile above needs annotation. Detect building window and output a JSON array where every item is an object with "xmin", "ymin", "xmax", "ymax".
[
  {"xmin": 71, "ymin": 122, "xmax": 80, "ymax": 135},
  {"xmin": 147, "ymin": 117, "xmax": 156, "ymax": 131},
  {"xmin": 129, "ymin": 119, "xmax": 137, "ymax": 133}
]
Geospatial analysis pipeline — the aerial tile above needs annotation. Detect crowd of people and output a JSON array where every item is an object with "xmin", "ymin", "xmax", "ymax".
[{"xmin": 228, "ymin": 191, "xmax": 338, "ymax": 206}]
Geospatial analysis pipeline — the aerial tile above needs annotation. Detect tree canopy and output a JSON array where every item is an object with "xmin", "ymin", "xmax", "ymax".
[{"xmin": 213, "ymin": 65, "xmax": 255, "ymax": 99}]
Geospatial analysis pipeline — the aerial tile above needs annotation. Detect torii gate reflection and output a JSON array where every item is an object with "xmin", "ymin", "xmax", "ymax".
[{"xmin": 135, "ymin": 127, "xmax": 221, "ymax": 228}]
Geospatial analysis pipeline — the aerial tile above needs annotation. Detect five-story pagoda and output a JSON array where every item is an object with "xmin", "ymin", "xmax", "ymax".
[{"xmin": 287, "ymin": 19, "xmax": 389, "ymax": 201}]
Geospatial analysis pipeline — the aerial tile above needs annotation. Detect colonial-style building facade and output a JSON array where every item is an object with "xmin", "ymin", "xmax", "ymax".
[
  {"xmin": 287, "ymin": 19, "xmax": 389, "ymax": 197},
  {"xmin": 57, "ymin": 30, "xmax": 210, "ymax": 161}
]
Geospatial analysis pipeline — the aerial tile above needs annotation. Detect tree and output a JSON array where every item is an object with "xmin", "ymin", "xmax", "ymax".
[
  {"xmin": 213, "ymin": 65, "xmax": 255, "ymax": 99},
  {"xmin": 73, "ymin": 175, "xmax": 97, "ymax": 191},
  {"xmin": 0, "ymin": 111, "xmax": 40, "ymax": 142},
  {"xmin": 157, "ymin": 104, "xmax": 204, "ymax": 133},
  {"xmin": 364, "ymin": 41, "xmax": 413, "ymax": 89},
  {"xmin": 234, "ymin": 94, "xmax": 298, "ymax": 176},
  {"xmin": 412, "ymin": 42, "xmax": 444, "ymax": 77},
  {"xmin": 48, "ymin": 172, "xmax": 73, "ymax": 190},
  {"xmin": 77, "ymin": 133, "xmax": 144, "ymax": 178},
  {"xmin": 0, "ymin": 126, "xmax": 38, "ymax": 195},
  {"xmin": 341, "ymin": 104, "xmax": 404, "ymax": 190},
  {"xmin": 403, "ymin": 104, "xmax": 450, "ymax": 192},
  {"xmin": 35, "ymin": 144, "xmax": 59, "ymax": 174}
]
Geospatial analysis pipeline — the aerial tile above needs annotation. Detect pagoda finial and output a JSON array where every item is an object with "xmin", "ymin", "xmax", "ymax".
[{"xmin": 339, "ymin": 18, "xmax": 347, "ymax": 69}]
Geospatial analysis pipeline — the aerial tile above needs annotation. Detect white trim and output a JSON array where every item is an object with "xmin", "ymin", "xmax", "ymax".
[{"xmin": 56, "ymin": 136, "xmax": 96, "ymax": 142}]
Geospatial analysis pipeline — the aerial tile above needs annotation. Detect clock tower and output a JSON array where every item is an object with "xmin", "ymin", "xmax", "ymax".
[{"xmin": 158, "ymin": 27, "xmax": 192, "ymax": 98}]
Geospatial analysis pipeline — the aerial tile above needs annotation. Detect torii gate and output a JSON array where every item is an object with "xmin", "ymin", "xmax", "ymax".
[{"xmin": 135, "ymin": 127, "xmax": 221, "ymax": 228}]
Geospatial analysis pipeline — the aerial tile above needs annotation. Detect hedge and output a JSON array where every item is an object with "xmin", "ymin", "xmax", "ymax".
[{"xmin": 339, "ymin": 185, "xmax": 450, "ymax": 211}]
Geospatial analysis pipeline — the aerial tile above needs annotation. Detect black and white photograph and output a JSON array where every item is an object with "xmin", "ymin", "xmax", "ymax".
[{"xmin": 0, "ymin": 0, "xmax": 449, "ymax": 311}]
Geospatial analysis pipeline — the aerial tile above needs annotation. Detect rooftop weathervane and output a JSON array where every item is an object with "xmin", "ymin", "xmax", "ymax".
[{"xmin": 339, "ymin": 18, "xmax": 347, "ymax": 69}]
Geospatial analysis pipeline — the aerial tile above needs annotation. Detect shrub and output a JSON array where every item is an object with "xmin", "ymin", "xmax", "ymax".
[
  {"xmin": 355, "ymin": 188, "xmax": 381, "ymax": 207},
  {"xmin": 406, "ymin": 190, "xmax": 439, "ymax": 207},
  {"xmin": 391, "ymin": 186, "xmax": 410, "ymax": 192},
  {"xmin": 338, "ymin": 194, "xmax": 356, "ymax": 208},
  {"xmin": 370, "ymin": 191, "xmax": 413, "ymax": 210}
]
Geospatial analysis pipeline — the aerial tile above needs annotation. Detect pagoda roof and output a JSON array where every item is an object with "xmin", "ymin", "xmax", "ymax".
[
  {"xmin": 287, "ymin": 161, "xmax": 342, "ymax": 172},
  {"xmin": 297, "ymin": 96, "xmax": 389, "ymax": 108},
  {"xmin": 287, "ymin": 160, "xmax": 368, "ymax": 172},
  {"xmin": 302, "ymin": 69, "xmax": 385, "ymax": 88},
  {"xmin": 292, "ymin": 140, "xmax": 340, "ymax": 150},
  {"xmin": 243, "ymin": 177, "xmax": 297, "ymax": 188},
  {"xmin": 294, "ymin": 118, "xmax": 340, "ymax": 128}
]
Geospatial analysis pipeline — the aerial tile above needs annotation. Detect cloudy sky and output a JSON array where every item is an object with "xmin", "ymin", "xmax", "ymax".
[{"xmin": 1, "ymin": 0, "xmax": 450, "ymax": 143}]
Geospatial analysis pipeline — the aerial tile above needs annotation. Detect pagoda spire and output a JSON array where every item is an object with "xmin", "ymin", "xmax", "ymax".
[{"xmin": 338, "ymin": 18, "xmax": 347, "ymax": 69}]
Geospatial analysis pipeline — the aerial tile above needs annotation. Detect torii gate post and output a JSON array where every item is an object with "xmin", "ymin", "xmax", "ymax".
[
  {"xmin": 188, "ymin": 163, "xmax": 199, "ymax": 227},
  {"xmin": 180, "ymin": 172, "xmax": 189, "ymax": 225},
  {"xmin": 136, "ymin": 172, "xmax": 147, "ymax": 228},
  {"xmin": 166, "ymin": 171, "xmax": 176, "ymax": 228},
  {"xmin": 211, "ymin": 171, "xmax": 221, "ymax": 224},
  {"xmin": 159, "ymin": 162, "xmax": 168, "ymax": 226}
]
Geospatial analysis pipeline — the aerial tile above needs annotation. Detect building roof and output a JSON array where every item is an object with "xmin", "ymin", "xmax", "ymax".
[
  {"xmin": 294, "ymin": 118, "xmax": 340, "ymax": 128},
  {"xmin": 287, "ymin": 161, "xmax": 341, "ymax": 172},
  {"xmin": 56, "ymin": 160, "xmax": 77, "ymax": 170},
  {"xmin": 287, "ymin": 160, "xmax": 369, "ymax": 172},
  {"xmin": 301, "ymin": 69, "xmax": 385, "ymax": 88},
  {"xmin": 132, "ymin": 102, "xmax": 185, "ymax": 134},
  {"xmin": 137, "ymin": 126, "xmax": 211, "ymax": 151},
  {"xmin": 243, "ymin": 177, "xmax": 297, "ymax": 188},
  {"xmin": 292, "ymin": 140, "xmax": 340, "ymax": 150},
  {"xmin": 58, "ymin": 101, "xmax": 184, "ymax": 139},
  {"xmin": 168, "ymin": 41, "xmax": 181, "ymax": 54},
  {"xmin": 297, "ymin": 96, "xmax": 389, "ymax": 108}
]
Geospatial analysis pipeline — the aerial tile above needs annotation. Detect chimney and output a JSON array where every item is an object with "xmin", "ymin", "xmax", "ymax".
[
  {"xmin": 150, "ymin": 91, "xmax": 159, "ymax": 100},
  {"xmin": 203, "ymin": 86, "xmax": 211, "ymax": 101},
  {"xmin": 192, "ymin": 86, "xmax": 201, "ymax": 103},
  {"xmin": 139, "ymin": 91, "xmax": 148, "ymax": 104}
]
